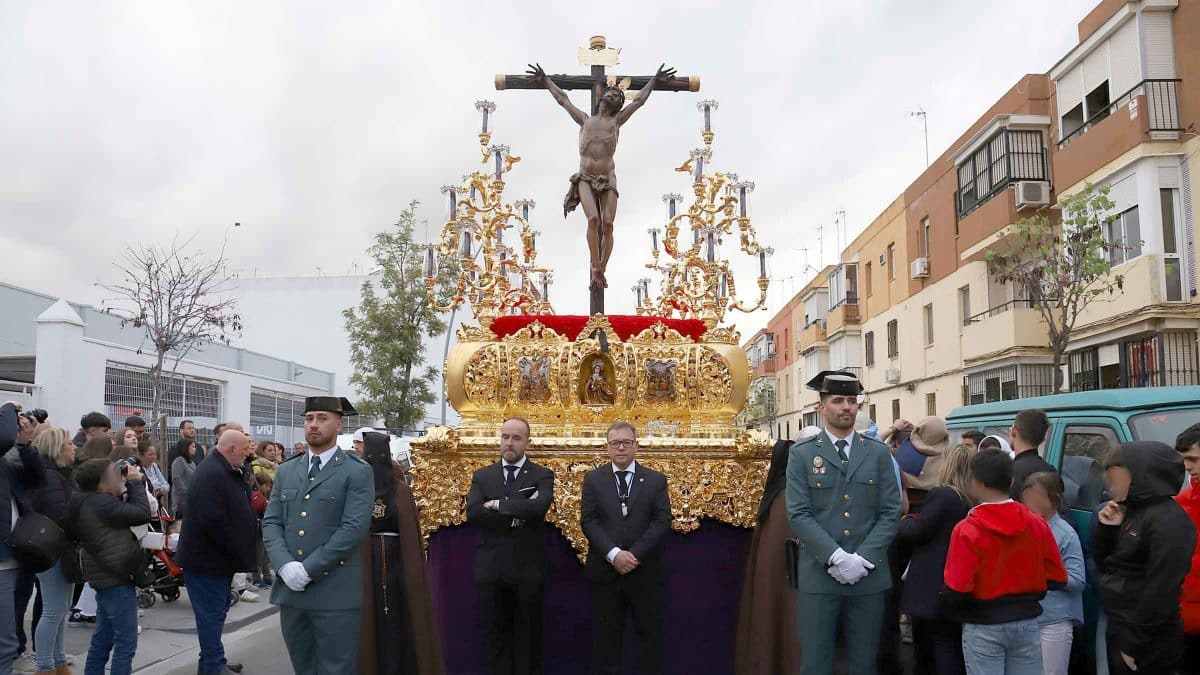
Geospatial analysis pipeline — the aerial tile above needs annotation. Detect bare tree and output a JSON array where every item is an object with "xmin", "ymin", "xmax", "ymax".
[
  {"xmin": 100, "ymin": 236, "xmax": 242, "ymax": 443},
  {"xmin": 987, "ymin": 184, "xmax": 1126, "ymax": 391}
]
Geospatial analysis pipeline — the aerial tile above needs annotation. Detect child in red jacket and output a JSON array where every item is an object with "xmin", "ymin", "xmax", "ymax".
[
  {"xmin": 1175, "ymin": 424, "xmax": 1200, "ymax": 667},
  {"xmin": 943, "ymin": 449, "xmax": 1067, "ymax": 675}
]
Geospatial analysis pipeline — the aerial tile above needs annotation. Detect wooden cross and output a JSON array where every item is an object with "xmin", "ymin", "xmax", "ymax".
[{"xmin": 495, "ymin": 36, "xmax": 700, "ymax": 315}]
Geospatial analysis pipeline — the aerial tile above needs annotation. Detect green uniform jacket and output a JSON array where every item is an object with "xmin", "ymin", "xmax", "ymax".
[
  {"xmin": 785, "ymin": 431, "xmax": 902, "ymax": 595},
  {"xmin": 263, "ymin": 447, "xmax": 374, "ymax": 611}
]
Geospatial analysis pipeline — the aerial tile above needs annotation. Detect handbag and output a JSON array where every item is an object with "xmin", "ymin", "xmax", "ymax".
[
  {"xmin": 9, "ymin": 512, "xmax": 69, "ymax": 573},
  {"xmin": 784, "ymin": 538, "xmax": 800, "ymax": 589}
]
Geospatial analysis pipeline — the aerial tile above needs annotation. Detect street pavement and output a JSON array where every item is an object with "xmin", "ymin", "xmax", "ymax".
[{"xmin": 19, "ymin": 586, "xmax": 282, "ymax": 674}]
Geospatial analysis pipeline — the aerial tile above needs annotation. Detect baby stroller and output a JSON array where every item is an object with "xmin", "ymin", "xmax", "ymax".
[{"xmin": 134, "ymin": 513, "xmax": 241, "ymax": 610}]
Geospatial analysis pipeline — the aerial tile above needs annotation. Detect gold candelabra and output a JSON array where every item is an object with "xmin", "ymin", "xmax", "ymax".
[
  {"xmin": 637, "ymin": 99, "xmax": 772, "ymax": 329},
  {"xmin": 423, "ymin": 101, "xmax": 554, "ymax": 328}
]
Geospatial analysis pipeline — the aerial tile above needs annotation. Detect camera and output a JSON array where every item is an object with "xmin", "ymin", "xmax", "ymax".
[
  {"xmin": 114, "ymin": 457, "xmax": 141, "ymax": 477},
  {"xmin": 21, "ymin": 408, "xmax": 48, "ymax": 424}
]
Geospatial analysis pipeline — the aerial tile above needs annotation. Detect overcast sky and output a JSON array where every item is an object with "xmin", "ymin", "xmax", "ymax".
[{"xmin": 2, "ymin": 1, "xmax": 1095, "ymax": 342}]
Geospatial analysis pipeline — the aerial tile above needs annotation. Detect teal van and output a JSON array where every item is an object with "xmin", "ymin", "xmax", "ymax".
[{"xmin": 945, "ymin": 386, "xmax": 1200, "ymax": 665}]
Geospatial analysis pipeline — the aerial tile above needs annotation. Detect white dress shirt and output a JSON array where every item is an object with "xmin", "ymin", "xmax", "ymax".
[
  {"xmin": 307, "ymin": 446, "xmax": 339, "ymax": 472},
  {"xmin": 825, "ymin": 429, "xmax": 854, "ymax": 460},
  {"xmin": 606, "ymin": 461, "xmax": 638, "ymax": 563},
  {"xmin": 502, "ymin": 454, "xmax": 528, "ymax": 478}
]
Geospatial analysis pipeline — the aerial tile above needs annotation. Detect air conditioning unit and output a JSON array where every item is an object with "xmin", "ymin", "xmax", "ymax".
[
  {"xmin": 910, "ymin": 257, "xmax": 930, "ymax": 279},
  {"xmin": 885, "ymin": 368, "xmax": 901, "ymax": 384},
  {"xmin": 1014, "ymin": 180, "xmax": 1051, "ymax": 210}
]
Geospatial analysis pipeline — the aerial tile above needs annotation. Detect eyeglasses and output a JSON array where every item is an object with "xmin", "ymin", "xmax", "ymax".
[{"xmin": 607, "ymin": 440, "xmax": 637, "ymax": 449}]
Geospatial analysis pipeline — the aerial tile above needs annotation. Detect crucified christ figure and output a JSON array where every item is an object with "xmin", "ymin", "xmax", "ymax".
[{"xmin": 526, "ymin": 62, "xmax": 677, "ymax": 291}]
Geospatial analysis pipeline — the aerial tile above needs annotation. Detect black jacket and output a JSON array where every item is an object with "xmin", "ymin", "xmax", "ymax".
[
  {"xmin": 580, "ymin": 463, "xmax": 672, "ymax": 583},
  {"xmin": 67, "ymin": 482, "xmax": 151, "ymax": 590},
  {"xmin": 1095, "ymin": 441, "xmax": 1195, "ymax": 661},
  {"xmin": 896, "ymin": 486, "xmax": 970, "ymax": 619},
  {"xmin": 0, "ymin": 403, "xmax": 46, "ymax": 563},
  {"xmin": 1010, "ymin": 449, "xmax": 1060, "ymax": 500},
  {"xmin": 32, "ymin": 456, "xmax": 74, "ymax": 525},
  {"xmin": 465, "ymin": 458, "xmax": 555, "ymax": 583},
  {"xmin": 175, "ymin": 450, "xmax": 257, "ymax": 576}
]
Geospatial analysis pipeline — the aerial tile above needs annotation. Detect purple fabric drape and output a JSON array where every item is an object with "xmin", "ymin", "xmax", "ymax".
[{"xmin": 428, "ymin": 520, "xmax": 752, "ymax": 675}]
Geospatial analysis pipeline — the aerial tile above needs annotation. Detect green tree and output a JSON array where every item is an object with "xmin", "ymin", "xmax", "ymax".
[
  {"xmin": 343, "ymin": 202, "xmax": 459, "ymax": 429},
  {"xmin": 748, "ymin": 383, "xmax": 777, "ymax": 430},
  {"xmin": 986, "ymin": 184, "xmax": 1126, "ymax": 391}
]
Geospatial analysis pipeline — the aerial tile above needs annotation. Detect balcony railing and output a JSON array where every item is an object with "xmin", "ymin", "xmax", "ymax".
[
  {"xmin": 964, "ymin": 298, "xmax": 1056, "ymax": 325},
  {"xmin": 1058, "ymin": 79, "xmax": 1182, "ymax": 148}
]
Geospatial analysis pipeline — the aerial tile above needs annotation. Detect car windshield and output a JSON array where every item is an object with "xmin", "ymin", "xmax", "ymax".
[{"xmin": 1129, "ymin": 408, "xmax": 1200, "ymax": 446}]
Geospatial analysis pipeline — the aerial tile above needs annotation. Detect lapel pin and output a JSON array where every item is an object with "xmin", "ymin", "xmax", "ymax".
[{"xmin": 639, "ymin": 477, "xmax": 644, "ymax": 482}]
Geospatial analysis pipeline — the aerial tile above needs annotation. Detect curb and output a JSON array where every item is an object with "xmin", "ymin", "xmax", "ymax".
[{"xmin": 154, "ymin": 602, "xmax": 280, "ymax": 635}]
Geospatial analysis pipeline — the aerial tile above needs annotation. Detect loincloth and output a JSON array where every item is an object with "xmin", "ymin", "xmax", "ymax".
[{"xmin": 563, "ymin": 172, "xmax": 619, "ymax": 217}]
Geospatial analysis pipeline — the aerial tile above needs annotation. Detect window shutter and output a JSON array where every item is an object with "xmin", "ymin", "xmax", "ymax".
[
  {"xmin": 1142, "ymin": 12, "xmax": 1176, "ymax": 79},
  {"xmin": 1110, "ymin": 19, "xmax": 1141, "ymax": 95},
  {"xmin": 1056, "ymin": 67, "xmax": 1084, "ymax": 119},
  {"xmin": 1082, "ymin": 44, "xmax": 1110, "ymax": 95}
]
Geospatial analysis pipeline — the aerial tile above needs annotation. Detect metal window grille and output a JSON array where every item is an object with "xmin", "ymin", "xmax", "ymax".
[
  {"xmin": 249, "ymin": 388, "xmax": 307, "ymax": 447},
  {"xmin": 958, "ymin": 129, "xmax": 1047, "ymax": 217},
  {"xmin": 1069, "ymin": 348, "xmax": 1100, "ymax": 392},
  {"xmin": 887, "ymin": 320, "xmax": 898, "ymax": 358},
  {"xmin": 103, "ymin": 363, "xmax": 221, "ymax": 447},
  {"xmin": 967, "ymin": 364, "xmax": 1052, "ymax": 404},
  {"xmin": 1161, "ymin": 331, "xmax": 1200, "ymax": 386},
  {"xmin": 864, "ymin": 332, "xmax": 875, "ymax": 367}
]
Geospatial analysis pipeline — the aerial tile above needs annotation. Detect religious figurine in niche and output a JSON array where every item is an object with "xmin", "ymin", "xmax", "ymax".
[
  {"xmin": 517, "ymin": 355, "xmax": 552, "ymax": 403},
  {"xmin": 582, "ymin": 357, "xmax": 615, "ymax": 406},
  {"xmin": 645, "ymin": 359, "xmax": 678, "ymax": 402}
]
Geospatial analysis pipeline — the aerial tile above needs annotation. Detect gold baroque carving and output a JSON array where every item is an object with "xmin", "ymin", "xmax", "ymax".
[{"xmin": 411, "ymin": 450, "xmax": 770, "ymax": 563}]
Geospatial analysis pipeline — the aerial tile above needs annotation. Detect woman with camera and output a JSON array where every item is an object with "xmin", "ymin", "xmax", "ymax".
[
  {"xmin": 67, "ymin": 458, "xmax": 151, "ymax": 675},
  {"xmin": 29, "ymin": 426, "xmax": 78, "ymax": 675}
]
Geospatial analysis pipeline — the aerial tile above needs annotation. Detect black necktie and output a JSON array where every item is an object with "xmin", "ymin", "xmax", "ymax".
[
  {"xmin": 504, "ymin": 465, "xmax": 518, "ymax": 497},
  {"xmin": 836, "ymin": 439, "xmax": 849, "ymax": 463},
  {"xmin": 616, "ymin": 471, "xmax": 631, "ymax": 498},
  {"xmin": 308, "ymin": 456, "xmax": 321, "ymax": 481}
]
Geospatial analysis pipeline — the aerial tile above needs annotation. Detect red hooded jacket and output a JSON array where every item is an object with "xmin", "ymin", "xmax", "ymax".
[
  {"xmin": 943, "ymin": 500, "xmax": 1067, "ymax": 624},
  {"xmin": 1175, "ymin": 478, "xmax": 1200, "ymax": 634}
]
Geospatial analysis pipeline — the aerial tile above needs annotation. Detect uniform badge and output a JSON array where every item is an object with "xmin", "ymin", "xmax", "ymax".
[{"xmin": 372, "ymin": 498, "xmax": 387, "ymax": 519}]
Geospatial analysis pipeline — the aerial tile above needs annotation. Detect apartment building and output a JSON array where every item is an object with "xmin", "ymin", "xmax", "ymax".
[
  {"xmin": 748, "ymin": 0, "xmax": 1198, "ymax": 432},
  {"xmin": 740, "ymin": 328, "xmax": 778, "ymax": 433}
]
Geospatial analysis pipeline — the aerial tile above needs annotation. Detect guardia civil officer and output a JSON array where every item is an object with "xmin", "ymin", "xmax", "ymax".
[
  {"xmin": 262, "ymin": 396, "xmax": 374, "ymax": 675},
  {"xmin": 786, "ymin": 371, "xmax": 902, "ymax": 675}
]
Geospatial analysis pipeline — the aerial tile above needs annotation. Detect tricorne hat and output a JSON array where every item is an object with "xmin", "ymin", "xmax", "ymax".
[
  {"xmin": 805, "ymin": 370, "xmax": 864, "ymax": 396},
  {"xmin": 304, "ymin": 396, "xmax": 357, "ymax": 416}
]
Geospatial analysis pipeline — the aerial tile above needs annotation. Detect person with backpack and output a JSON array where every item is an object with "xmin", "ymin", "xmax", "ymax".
[
  {"xmin": 29, "ymin": 427, "xmax": 78, "ymax": 675},
  {"xmin": 66, "ymin": 458, "xmax": 151, "ymax": 675},
  {"xmin": 0, "ymin": 402, "xmax": 46, "ymax": 675}
]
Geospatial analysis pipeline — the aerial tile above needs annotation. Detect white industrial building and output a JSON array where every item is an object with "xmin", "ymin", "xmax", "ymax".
[
  {"xmin": 229, "ymin": 274, "xmax": 462, "ymax": 431},
  {"xmin": 0, "ymin": 280, "xmax": 335, "ymax": 447}
]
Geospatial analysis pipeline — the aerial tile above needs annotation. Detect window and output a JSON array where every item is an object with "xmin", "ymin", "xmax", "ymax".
[
  {"xmin": 1069, "ymin": 347, "xmax": 1100, "ymax": 392},
  {"xmin": 891, "ymin": 399, "xmax": 901, "ymax": 422},
  {"xmin": 864, "ymin": 262, "xmax": 873, "ymax": 298},
  {"xmin": 865, "ymin": 332, "xmax": 875, "ymax": 366},
  {"xmin": 869, "ymin": 404, "xmax": 877, "ymax": 422},
  {"xmin": 1084, "ymin": 81, "xmax": 1111, "ymax": 126},
  {"xmin": 1162, "ymin": 188, "xmax": 1183, "ymax": 302},
  {"xmin": 887, "ymin": 244, "xmax": 896, "ymax": 280},
  {"xmin": 966, "ymin": 364, "xmax": 1056, "ymax": 404},
  {"xmin": 923, "ymin": 304, "xmax": 934, "ymax": 346},
  {"xmin": 957, "ymin": 129, "xmax": 1047, "ymax": 216},
  {"xmin": 887, "ymin": 320, "xmax": 898, "ymax": 358},
  {"xmin": 1061, "ymin": 103, "xmax": 1085, "ymax": 140},
  {"xmin": 103, "ymin": 364, "xmax": 223, "ymax": 447},
  {"xmin": 1061, "ymin": 425, "xmax": 1119, "ymax": 510},
  {"xmin": 958, "ymin": 286, "xmax": 971, "ymax": 327},
  {"xmin": 827, "ymin": 263, "xmax": 859, "ymax": 309},
  {"xmin": 925, "ymin": 393, "xmax": 937, "ymax": 416},
  {"xmin": 1104, "ymin": 206, "xmax": 1142, "ymax": 265},
  {"xmin": 921, "ymin": 217, "xmax": 931, "ymax": 257}
]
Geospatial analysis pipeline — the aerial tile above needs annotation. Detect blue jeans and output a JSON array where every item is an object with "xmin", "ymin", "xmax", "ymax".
[
  {"xmin": 85, "ymin": 585, "xmax": 138, "ymax": 675},
  {"xmin": 962, "ymin": 619, "xmax": 1043, "ymax": 675},
  {"xmin": 35, "ymin": 561, "xmax": 74, "ymax": 670},
  {"xmin": 185, "ymin": 572, "xmax": 233, "ymax": 674},
  {"xmin": 0, "ymin": 567, "xmax": 19, "ymax": 675}
]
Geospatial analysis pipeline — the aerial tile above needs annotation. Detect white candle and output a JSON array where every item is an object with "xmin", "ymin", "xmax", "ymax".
[{"xmin": 424, "ymin": 246, "xmax": 437, "ymax": 278}]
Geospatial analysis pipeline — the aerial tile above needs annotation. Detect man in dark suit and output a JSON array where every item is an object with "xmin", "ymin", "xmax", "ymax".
[
  {"xmin": 581, "ymin": 420, "xmax": 673, "ymax": 675},
  {"xmin": 466, "ymin": 417, "xmax": 556, "ymax": 675}
]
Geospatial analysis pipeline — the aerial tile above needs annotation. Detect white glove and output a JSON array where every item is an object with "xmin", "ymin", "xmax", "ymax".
[
  {"xmin": 279, "ymin": 561, "xmax": 311, "ymax": 592},
  {"xmin": 843, "ymin": 553, "xmax": 877, "ymax": 585},
  {"xmin": 828, "ymin": 548, "xmax": 856, "ymax": 579},
  {"xmin": 827, "ymin": 564, "xmax": 850, "ymax": 584}
]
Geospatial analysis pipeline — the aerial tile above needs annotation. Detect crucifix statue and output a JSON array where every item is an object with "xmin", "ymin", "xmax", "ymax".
[{"xmin": 496, "ymin": 36, "xmax": 699, "ymax": 314}]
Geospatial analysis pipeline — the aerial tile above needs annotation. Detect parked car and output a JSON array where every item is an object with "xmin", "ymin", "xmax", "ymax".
[{"xmin": 946, "ymin": 385, "xmax": 1200, "ymax": 668}]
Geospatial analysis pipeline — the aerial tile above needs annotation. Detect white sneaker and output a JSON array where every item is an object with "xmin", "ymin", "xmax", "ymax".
[
  {"xmin": 239, "ymin": 589, "xmax": 261, "ymax": 602},
  {"xmin": 11, "ymin": 652, "xmax": 36, "ymax": 673}
]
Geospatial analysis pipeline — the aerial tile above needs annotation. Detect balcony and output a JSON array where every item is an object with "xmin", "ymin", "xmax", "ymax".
[
  {"xmin": 826, "ymin": 301, "xmax": 861, "ymax": 335},
  {"xmin": 752, "ymin": 355, "xmax": 778, "ymax": 378},
  {"xmin": 1055, "ymin": 79, "xmax": 1182, "ymax": 190},
  {"xmin": 962, "ymin": 300, "xmax": 1051, "ymax": 365},
  {"xmin": 798, "ymin": 319, "xmax": 828, "ymax": 351}
]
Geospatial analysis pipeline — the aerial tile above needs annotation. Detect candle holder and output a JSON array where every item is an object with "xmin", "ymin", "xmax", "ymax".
[
  {"xmin": 475, "ymin": 100, "xmax": 497, "ymax": 155},
  {"xmin": 424, "ymin": 104, "xmax": 553, "ymax": 326},
  {"xmin": 639, "ymin": 107, "xmax": 771, "ymax": 329}
]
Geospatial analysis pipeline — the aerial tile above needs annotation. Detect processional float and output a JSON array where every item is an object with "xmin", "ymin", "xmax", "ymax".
[{"xmin": 410, "ymin": 37, "xmax": 775, "ymax": 560}]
